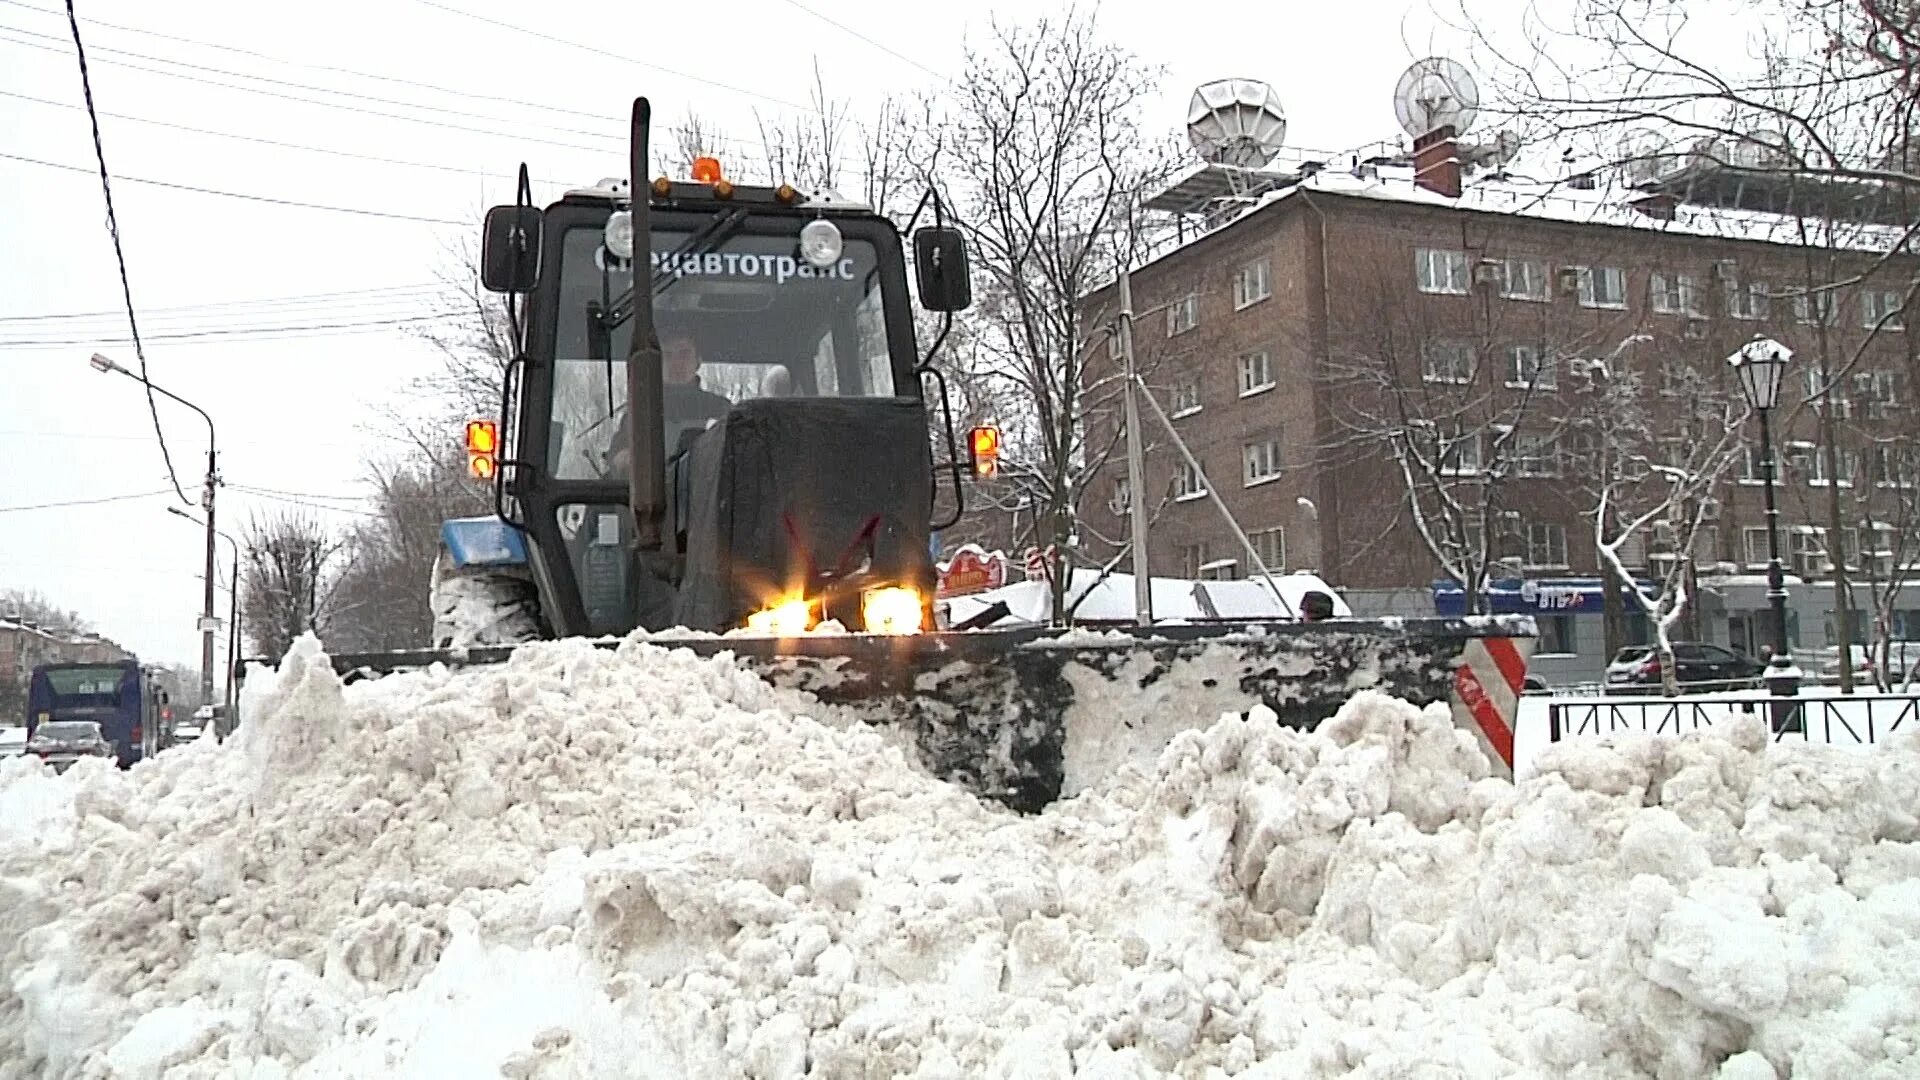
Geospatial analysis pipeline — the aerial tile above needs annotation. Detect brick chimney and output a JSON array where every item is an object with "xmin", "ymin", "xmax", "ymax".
[{"xmin": 1411, "ymin": 125, "xmax": 1463, "ymax": 199}]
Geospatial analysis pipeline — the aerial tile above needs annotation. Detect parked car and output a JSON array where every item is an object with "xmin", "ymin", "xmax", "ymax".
[
  {"xmin": 23, "ymin": 720, "xmax": 116, "ymax": 774},
  {"xmin": 1605, "ymin": 643, "xmax": 1766, "ymax": 693}
]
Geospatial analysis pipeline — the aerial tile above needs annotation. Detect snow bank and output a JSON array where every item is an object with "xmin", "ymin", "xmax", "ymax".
[{"xmin": 4, "ymin": 633, "xmax": 1920, "ymax": 1078}]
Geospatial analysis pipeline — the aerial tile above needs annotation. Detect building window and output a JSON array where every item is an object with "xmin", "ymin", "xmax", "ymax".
[
  {"xmin": 1237, "ymin": 350, "xmax": 1275, "ymax": 396},
  {"xmin": 1873, "ymin": 443, "xmax": 1917, "ymax": 487},
  {"xmin": 1728, "ymin": 280, "xmax": 1770, "ymax": 320},
  {"xmin": 1421, "ymin": 340, "xmax": 1475, "ymax": 384},
  {"xmin": 1514, "ymin": 431, "xmax": 1560, "ymax": 477},
  {"xmin": 1416, "ymin": 248, "xmax": 1470, "ymax": 294},
  {"xmin": 1243, "ymin": 436, "xmax": 1283, "ymax": 486},
  {"xmin": 1234, "ymin": 258, "xmax": 1272, "ymax": 309},
  {"xmin": 1107, "ymin": 476, "xmax": 1131, "ymax": 515},
  {"xmin": 1863, "ymin": 289, "xmax": 1906, "ymax": 331},
  {"xmin": 1736, "ymin": 444, "xmax": 1768, "ymax": 484},
  {"xmin": 1525, "ymin": 522, "xmax": 1568, "ymax": 567},
  {"xmin": 1791, "ymin": 290, "xmax": 1837, "ymax": 326},
  {"xmin": 1806, "ymin": 446, "xmax": 1861, "ymax": 487},
  {"xmin": 1504, "ymin": 344, "xmax": 1556, "ymax": 389},
  {"xmin": 1172, "ymin": 459, "xmax": 1207, "ymax": 500},
  {"xmin": 1743, "ymin": 526, "xmax": 1772, "ymax": 568},
  {"xmin": 1180, "ymin": 542, "xmax": 1209, "ymax": 578},
  {"xmin": 1166, "ymin": 293, "xmax": 1198, "ymax": 336},
  {"xmin": 1650, "ymin": 272, "xmax": 1702, "ymax": 316},
  {"xmin": 1249, "ymin": 526, "xmax": 1285, "ymax": 572},
  {"xmin": 1445, "ymin": 430, "xmax": 1484, "ymax": 475},
  {"xmin": 1169, "ymin": 375, "xmax": 1201, "ymax": 417},
  {"xmin": 1573, "ymin": 266, "xmax": 1627, "ymax": 309},
  {"xmin": 1537, "ymin": 614, "xmax": 1577, "ymax": 655},
  {"xmin": 1500, "ymin": 258, "xmax": 1549, "ymax": 301}
]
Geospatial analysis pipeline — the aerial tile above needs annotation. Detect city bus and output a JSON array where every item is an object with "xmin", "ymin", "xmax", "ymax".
[{"xmin": 25, "ymin": 660, "xmax": 171, "ymax": 767}]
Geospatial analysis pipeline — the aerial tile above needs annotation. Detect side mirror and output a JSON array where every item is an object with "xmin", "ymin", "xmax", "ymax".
[
  {"xmin": 913, "ymin": 227, "xmax": 972, "ymax": 312},
  {"xmin": 482, "ymin": 205, "xmax": 543, "ymax": 293}
]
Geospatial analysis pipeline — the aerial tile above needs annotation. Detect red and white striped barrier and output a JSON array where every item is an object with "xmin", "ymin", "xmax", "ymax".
[{"xmin": 1451, "ymin": 636, "xmax": 1532, "ymax": 779}]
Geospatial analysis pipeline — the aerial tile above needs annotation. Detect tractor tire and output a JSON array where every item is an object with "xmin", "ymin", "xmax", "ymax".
[{"xmin": 429, "ymin": 550, "xmax": 544, "ymax": 650}]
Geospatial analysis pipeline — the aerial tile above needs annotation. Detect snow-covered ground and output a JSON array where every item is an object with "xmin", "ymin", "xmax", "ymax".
[{"xmin": 4, "ymin": 633, "xmax": 1920, "ymax": 1078}]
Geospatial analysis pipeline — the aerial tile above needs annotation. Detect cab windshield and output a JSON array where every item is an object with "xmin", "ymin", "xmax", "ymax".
[{"xmin": 547, "ymin": 220, "xmax": 900, "ymax": 480}]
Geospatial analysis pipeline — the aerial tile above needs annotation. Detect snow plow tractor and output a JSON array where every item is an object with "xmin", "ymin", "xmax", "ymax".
[{"xmin": 284, "ymin": 97, "xmax": 1537, "ymax": 812}]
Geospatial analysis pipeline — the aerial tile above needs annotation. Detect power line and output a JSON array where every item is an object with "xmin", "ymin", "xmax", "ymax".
[
  {"xmin": 227, "ymin": 485, "xmax": 381, "ymax": 516},
  {"xmin": 0, "ymin": 488, "xmax": 173, "ymax": 513},
  {"xmin": 407, "ymin": 0, "xmax": 814, "ymax": 116},
  {"xmin": 0, "ymin": 151, "xmax": 467, "ymax": 224},
  {"xmin": 0, "ymin": 283, "xmax": 446, "ymax": 323},
  {"xmin": 0, "ymin": 22, "xmax": 629, "ymax": 146},
  {"xmin": 771, "ymin": 0, "xmax": 948, "ymax": 81},
  {"xmin": 0, "ymin": 89, "xmax": 578, "ymax": 186},
  {"xmin": 63, "ymin": 0, "xmax": 187, "ymax": 506},
  {"xmin": 0, "ymin": 311, "xmax": 465, "ymax": 348}
]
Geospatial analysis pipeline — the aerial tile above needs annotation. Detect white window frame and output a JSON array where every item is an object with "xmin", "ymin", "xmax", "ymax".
[
  {"xmin": 1743, "ymin": 526, "xmax": 1772, "ymax": 569},
  {"xmin": 1443, "ymin": 430, "xmax": 1484, "ymax": 476},
  {"xmin": 1504, "ymin": 344, "xmax": 1556, "ymax": 390},
  {"xmin": 1107, "ymin": 475, "xmax": 1132, "ymax": 515},
  {"xmin": 1573, "ymin": 265, "xmax": 1627, "ymax": 309},
  {"xmin": 1421, "ymin": 340, "xmax": 1475, "ymax": 385},
  {"xmin": 1513, "ymin": 430, "xmax": 1561, "ymax": 477},
  {"xmin": 1169, "ymin": 375, "xmax": 1201, "ymax": 418},
  {"xmin": 1233, "ymin": 258, "xmax": 1272, "ymax": 310},
  {"xmin": 1500, "ymin": 258, "xmax": 1549, "ymax": 302},
  {"xmin": 1728, "ymin": 280, "xmax": 1770, "ymax": 321},
  {"xmin": 1650, "ymin": 272, "xmax": 1702, "ymax": 316},
  {"xmin": 1243, "ymin": 436, "xmax": 1284, "ymax": 487},
  {"xmin": 1791, "ymin": 290, "xmax": 1836, "ymax": 326},
  {"xmin": 1863, "ymin": 288, "xmax": 1906, "ymax": 331},
  {"xmin": 1172, "ymin": 459, "xmax": 1207, "ymax": 501},
  {"xmin": 1249, "ymin": 526, "xmax": 1285, "ymax": 571},
  {"xmin": 1166, "ymin": 293, "xmax": 1198, "ymax": 337},
  {"xmin": 1416, "ymin": 248, "xmax": 1470, "ymax": 295},
  {"xmin": 1237, "ymin": 350, "xmax": 1275, "ymax": 396},
  {"xmin": 1525, "ymin": 522, "xmax": 1569, "ymax": 569}
]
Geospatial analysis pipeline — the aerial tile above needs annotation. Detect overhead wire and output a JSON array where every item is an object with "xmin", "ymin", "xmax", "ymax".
[
  {"xmin": 406, "ymin": 0, "xmax": 814, "ymax": 115},
  {"xmin": 0, "ymin": 488, "xmax": 174, "ymax": 513},
  {"xmin": 0, "ymin": 312, "xmax": 466, "ymax": 348},
  {"xmin": 61, "ymin": 0, "xmax": 188, "ymax": 505},
  {"xmin": 771, "ymin": 0, "xmax": 949, "ymax": 82},
  {"xmin": 0, "ymin": 150, "xmax": 469, "ymax": 224},
  {"xmin": 0, "ymin": 89, "xmax": 577, "ymax": 186},
  {"xmin": 0, "ymin": 282, "xmax": 447, "ymax": 323}
]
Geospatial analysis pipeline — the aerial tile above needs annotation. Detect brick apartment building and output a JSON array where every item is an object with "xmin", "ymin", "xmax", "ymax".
[
  {"xmin": 1078, "ymin": 134, "xmax": 1917, "ymax": 684},
  {"xmin": 0, "ymin": 618, "xmax": 132, "ymax": 721}
]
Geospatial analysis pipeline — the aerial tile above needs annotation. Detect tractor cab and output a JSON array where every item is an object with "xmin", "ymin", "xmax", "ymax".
[{"xmin": 472, "ymin": 148, "xmax": 976, "ymax": 640}]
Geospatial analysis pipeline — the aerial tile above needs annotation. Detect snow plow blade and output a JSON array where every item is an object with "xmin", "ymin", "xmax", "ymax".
[{"xmin": 267, "ymin": 616, "xmax": 1534, "ymax": 813}]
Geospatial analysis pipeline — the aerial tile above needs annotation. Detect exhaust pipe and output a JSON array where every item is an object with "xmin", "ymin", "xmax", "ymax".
[{"xmin": 624, "ymin": 96, "xmax": 666, "ymax": 551}]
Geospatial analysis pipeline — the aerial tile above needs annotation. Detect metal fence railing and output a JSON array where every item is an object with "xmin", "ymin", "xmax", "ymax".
[{"xmin": 1547, "ymin": 692, "xmax": 1920, "ymax": 746}]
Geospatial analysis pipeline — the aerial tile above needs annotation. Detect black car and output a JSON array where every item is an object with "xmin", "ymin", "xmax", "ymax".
[{"xmin": 1604, "ymin": 643, "xmax": 1765, "ymax": 693}]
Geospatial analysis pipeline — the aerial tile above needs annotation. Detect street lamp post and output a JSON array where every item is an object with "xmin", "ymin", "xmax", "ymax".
[
  {"xmin": 92, "ymin": 353, "xmax": 220, "ymax": 711},
  {"xmin": 167, "ymin": 507, "xmax": 240, "ymax": 734},
  {"xmin": 1727, "ymin": 336, "xmax": 1801, "ymax": 731}
]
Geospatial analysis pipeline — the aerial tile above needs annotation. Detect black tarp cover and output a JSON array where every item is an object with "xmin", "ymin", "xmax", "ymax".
[{"xmin": 673, "ymin": 397, "xmax": 934, "ymax": 630}]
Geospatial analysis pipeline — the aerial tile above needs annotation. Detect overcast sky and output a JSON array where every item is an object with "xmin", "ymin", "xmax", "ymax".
[{"xmin": 1, "ymin": 0, "xmax": 1746, "ymax": 670}]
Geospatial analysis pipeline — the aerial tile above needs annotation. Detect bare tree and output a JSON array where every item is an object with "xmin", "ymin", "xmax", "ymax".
[
  {"xmin": 1568, "ymin": 347, "xmax": 1752, "ymax": 694},
  {"xmin": 894, "ymin": 6, "xmax": 1178, "ymax": 620},
  {"xmin": 240, "ymin": 510, "xmax": 343, "ymax": 659}
]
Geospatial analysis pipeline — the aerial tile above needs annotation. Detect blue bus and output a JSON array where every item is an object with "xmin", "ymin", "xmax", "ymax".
[{"xmin": 25, "ymin": 660, "xmax": 171, "ymax": 767}]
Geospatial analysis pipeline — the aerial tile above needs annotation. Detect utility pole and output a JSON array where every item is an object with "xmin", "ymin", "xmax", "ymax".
[
  {"xmin": 1118, "ymin": 267, "xmax": 1152, "ymax": 626},
  {"xmin": 90, "ymin": 353, "xmax": 219, "ymax": 709}
]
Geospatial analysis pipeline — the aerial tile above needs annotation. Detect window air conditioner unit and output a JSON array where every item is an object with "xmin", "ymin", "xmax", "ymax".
[
  {"xmin": 1699, "ymin": 499, "xmax": 1721, "ymax": 521},
  {"xmin": 1472, "ymin": 258, "xmax": 1503, "ymax": 287},
  {"xmin": 1556, "ymin": 266, "xmax": 1583, "ymax": 293}
]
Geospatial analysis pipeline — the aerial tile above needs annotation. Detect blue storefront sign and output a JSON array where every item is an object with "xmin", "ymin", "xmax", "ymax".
[{"xmin": 1432, "ymin": 577, "xmax": 1659, "ymax": 617}]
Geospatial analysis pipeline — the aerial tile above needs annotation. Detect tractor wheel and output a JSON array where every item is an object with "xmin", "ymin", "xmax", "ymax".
[{"xmin": 428, "ymin": 550, "xmax": 544, "ymax": 649}]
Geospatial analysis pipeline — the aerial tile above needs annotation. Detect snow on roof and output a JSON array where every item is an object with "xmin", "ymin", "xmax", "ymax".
[{"xmin": 1090, "ymin": 157, "xmax": 1914, "ymax": 301}]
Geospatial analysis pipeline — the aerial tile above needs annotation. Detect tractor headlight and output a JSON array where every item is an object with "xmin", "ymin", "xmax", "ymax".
[
  {"xmin": 604, "ymin": 210, "xmax": 635, "ymax": 260},
  {"xmin": 862, "ymin": 587, "xmax": 923, "ymax": 635},
  {"xmin": 799, "ymin": 218, "xmax": 843, "ymax": 268},
  {"xmin": 746, "ymin": 595, "xmax": 814, "ymax": 636}
]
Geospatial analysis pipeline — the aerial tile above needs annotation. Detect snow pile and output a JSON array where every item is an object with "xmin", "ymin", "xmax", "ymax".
[{"xmin": 4, "ymin": 634, "xmax": 1920, "ymax": 1078}]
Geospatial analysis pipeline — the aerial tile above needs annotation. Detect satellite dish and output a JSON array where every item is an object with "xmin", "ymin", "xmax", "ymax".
[
  {"xmin": 1393, "ymin": 57, "xmax": 1480, "ymax": 138},
  {"xmin": 1187, "ymin": 79, "xmax": 1288, "ymax": 169},
  {"xmin": 1619, "ymin": 128, "xmax": 1674, "ymax": 183}
]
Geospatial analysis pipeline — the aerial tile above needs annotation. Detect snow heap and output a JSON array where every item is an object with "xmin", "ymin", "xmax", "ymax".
[{"xmin": 4, "ymin": 634, "xmax": 1920, "ymax": 1079}]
